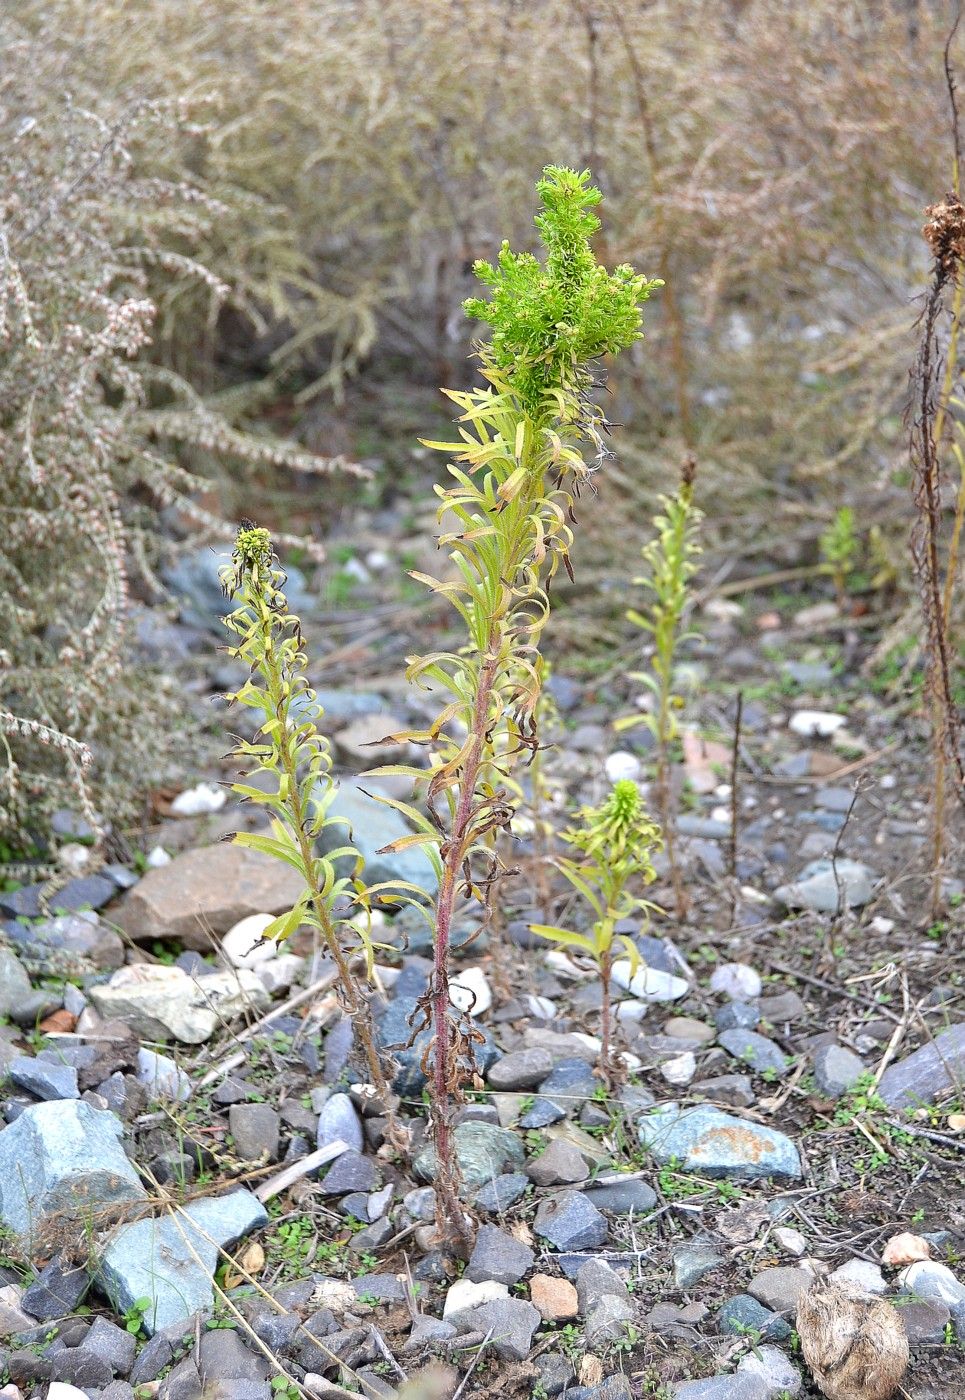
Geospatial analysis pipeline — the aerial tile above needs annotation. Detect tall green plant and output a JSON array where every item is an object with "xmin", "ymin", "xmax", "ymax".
[
  {"xmin": 219, "ymin": 524, "xmax": 401, "ymax": 1125},
  {"xmin": 531, "ymin": 779, "xmax": 661, "ymax": 1080},
  {"xmin": 370, "ymin": 167, "xmax": 660, "ymax": 1243},
  {"xmin": 617, "ymin": 459, "xmax": 702, "ymax": 919}
]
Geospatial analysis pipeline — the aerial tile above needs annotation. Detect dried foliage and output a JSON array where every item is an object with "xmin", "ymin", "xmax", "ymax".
[
  {"xmin": 796, "ymin": 1278, "xmax": 909, "ymax": 1400},
  {"xmin": 0, "ymin": 14, "xmax": 361, "ymax": 857}
]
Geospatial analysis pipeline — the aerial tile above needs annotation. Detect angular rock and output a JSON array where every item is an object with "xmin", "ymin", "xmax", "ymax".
[
  {"xmin": 6, "ymin": 912, "xmax": 124, "ymax": 977},
  {"xmin": 582, "ymin": 1177, "xmax": 657, "ymax": 1216},
  {"xmin": 898, "ymin": 1260, "xmax": 965, "ymax": 1308},
  {"xmin": 21, "ymin": 1254, "xmax": 89, "ymax": 1320},
  {"xmin": 673, "ymin": 1239, "xmax": 723, "ymax": 1290},
  {"xmin": 527, "ymin": 1139, "xmax": 589, "ymax": 1187},
  {"xmin": 320, "ymin": 1150, "xmax": 380, "ymax": 1195},
  {"xmin": 413, "ymin": 1121, "xmax": 525, "ymax": 1193},
  {"xmin": 637, "ymin": 1105, "xmax": 801, "ymax": 1180},
  {"xmin": 692, "ymin": 1074, "xmax": 755, "ymax": 1108},
  {"xmin": 813, "ymin": 1043, "xmax": 864, "ymax": 1098},
  {"xmin": 0, "ymin": 1100, "xmax": 145, "ymax": 1243},
  {"xmin": 474, "ymin": 1172, "xmax": 529, "ymax": 1215},
  {"xmin": 877, "ymin": 1024, "xmax": 965, "ymax": 1109},
  {"xmin": 98, "ymin": 1189, "xmax": 268, "ymax": 1334},
  {"xmin": 714, "ymin": 1002, "xmax": 760, "ymax": 1032},
  {"xmin": 136, "ymin": 1049, "xmax": 192, "ymax": 1104},
  {"xmin": 89, "ymin": 965, "xmax": 269, "ymax": 1044},
  {"xmin": 447, "ymin": 1296, "xmax": 539, "ymax": 1361},
  {"xmin": 718, "ymin": 1030, "xmax": 788, "ymax": 1077},
  {"xmin": 575, "ymin": 1258, "xmax": 629, "ymax": 1313},
  {"xmin": 83, "ymin": 1315, "xmax": 137, "ymax": 1376},
  {"xmin": 9, "ymin": 1056, "xmax": 78, "ymax": 1102},
  {"xmin": 0, "ymin": 950, "xmax": 34, "ymax": 1021},
  {"xmin": 530, "ymin": 1274, "xmax": 578, "ymax": 1321},
  {"xmin": 0, "ymin": 875, "xmax": 115, "ymax": 919},
  {"xmin": 673, "ymin": 1377, "xmax": 770, "ymax": 1399},
  {"xmin": 719, "ymin": 1293, "xmax": 790, "ymax": 1340},
  {"xmin": 737, "ymin": 1344, "xmax": 802, "ymax": 1396},
  {"xmin": 830, "ymin": 1258, "xmax": 886, "ymax": 1294},
  {"xmin": 487, "ymin": 1049, "xmax": 555, "ymax": 1091},
  {"xmin": 534, "ymin": 1192, "xmax": 608, "ymax": 1251},
  {"xmin": 467, "ymin": 1225, "xmax": 535, "ymax": 1286},
  {"xmin": 893, "ymin": 1295, "xmax": 950, "ymax": 1343},
  {"xmin": 228, "ymin": 1104, "xmax": 280, "ymax": 1161},
  {"xmin": 747, "ymin": 1266, "xmax": 812, "ymax": 1314},
  {"xmin": 586, "ymin": 1292, "xmax": 635, "ymax": 1344},
  {"xmin": 317, "ymin": 779, "xmax": 438, "ymax": 895},
  {"xmin": 112, "ymin": 844, "xmax": 308, "ymax": 949},
  {"xmin": 316, "ymin": 1093, "xmax": 364, "ymax": 1154},
  {"xmin": 774, "ymin": 858, "xmax": 875, "ymax": 912}
]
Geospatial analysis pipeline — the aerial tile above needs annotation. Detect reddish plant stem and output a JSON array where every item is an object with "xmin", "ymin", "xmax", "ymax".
[
  {"xmin": 430, "ymin": 645, "xmax": 502, "ymax": 1246},
  {"xmin": 599, "ymin": 947, "xmax": 613, "ymax": 1081}
]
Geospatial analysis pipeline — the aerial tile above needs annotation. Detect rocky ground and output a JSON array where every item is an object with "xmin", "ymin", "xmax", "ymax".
[{"xmin": 0, "ymin": 539, "xmax": 963, "ymax": 1400}]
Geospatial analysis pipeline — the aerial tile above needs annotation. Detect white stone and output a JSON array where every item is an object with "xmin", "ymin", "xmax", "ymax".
[
  {"xmin": 443, "ymin": 1278, "xmax": 509, "ymax": 1319},
  {"xmin": 146, "ymin": 846, "xmax": 172, "ymax": 868},
  {"xmin": 788, "ymin": 710, "xmax": 847, "ymax": 738},
  {"xmin": 830, "ymin": 1258, "xmax": 887, "ymax": 1294},
  {"xmin": 170, "ymin": 782, "xmax": 226, "ymax": 816},
  {"xmin": 710, "ymin": 962, "xmax": 762, "ymax": 1000},
  {"xmin": 88, "ymin": 964, "xmax": 270, "ymax": 1044},
  {"xmin": 612, "ymin": 961, "xmax": 689, "ymax": 1003},
  {"xmin": 614, "ymin": 1000, "xmax": 649, "ymax": 1023},
  {"xmin": 737, "ymin": 1344, "xmax": 802, "ymax": 1395},
  {"xmin": 899, "ymin": 1260, "xmax": 965, "ymax": 1307},
  {"xmin": 660, "ymin": 1052, "xmax": 697, "ymax": 1086},
  {"xmin": 525, "ymin": 995, "xmax": 556, "ymax": 1020},
  {"xmin": 870, "ymin": 916, "xmax": 895, "ymax": 936},
  {"xmin": 47, "ymin": 1387, "xmax": 89, "ymax": 1400},
  {"xmin": 58, "ymin": 843, "xmax": 91, "ymax": 876},
  {"xmin": 256, "ymin": 953, "xmax": 305, "ymax": 995},
  {"xmin": 773, "ymin": 1226, "xmax": 807, "ymax": 1257},
  {"xmin": 604, "ymin": 752, "xmax": 641, "ymax": 784},
  {"xmin": 312, "ymin": 1278, "xmax": 359, "ymax": 1314},
  {"xmin": 545, "ymin": 950, "xmax": 595, "ymax": 981},
  {"xmin": 136, "ymin": 1048, "xmax": 192, "ymax": 1103},
  {"xmin": 449, "ymin": 967, "xmax": 492, "ymax": 1017},
  {"xmin": 704, "ymin": 598, "xmax": 743, "ymax": 622},
  {"xmin": 221, "ymin": 913, "xmax": 278, "ymax": 969}
]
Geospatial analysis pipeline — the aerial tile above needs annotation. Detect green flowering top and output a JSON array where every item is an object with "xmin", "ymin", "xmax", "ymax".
[
  {"xmin": 564, "ymin": 778, "xmax": 661, "ymax": 889},
  {"xmin": 464, "ymin": 166, "xmax": 661, "ymax": 414}
]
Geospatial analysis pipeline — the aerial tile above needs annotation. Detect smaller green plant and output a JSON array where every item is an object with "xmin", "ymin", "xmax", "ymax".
[
  {"xmin": 270, "ymin": 1377, "xmax": 300, "ymax": 1400},
  {"xmin": 531, "ymin": 779, "xmax": 661, "ymax": 1079},
  {"xmin": 617, "ymin": 458, "xmax": 701, "ymax": 919},
  {"xmin": 820, "ymin": 505, "xmax": 859, "ymax": 608},
  {"xmin": 123, "ymin": 1296, "xmax": 154, "ymax": 1336}
]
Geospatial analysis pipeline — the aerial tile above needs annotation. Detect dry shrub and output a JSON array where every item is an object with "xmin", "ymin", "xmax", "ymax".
[{"xmin": 796, "ymin": 1278, "xmax": 910, "ymax": 1400}]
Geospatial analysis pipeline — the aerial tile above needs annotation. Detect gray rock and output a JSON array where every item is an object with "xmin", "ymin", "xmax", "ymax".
[
  {"xmin": 228, "ymin": 1104, "xmax": 280, "ymax": 1161},
  {"xmin": 758, "ymin": 989, "xmax": 806, "ymax": 1023},
  {"xmin": 320, "ymin": 1150, "xmax": 380, "ymax": 1194},
  {"xmin": 98, "ymin": 1189, "xmax": 268, "ymax": 1334},
  {"xmin": 673, "ymin": 1378, "xmax": 770, "ymax": 1400},
  {"xmin": 718, "ymin": 1030, "xmax": 788, "ymax": 1077},
  {"xmin": 585, "ymin": 1293, "xmax": 635, "ymax": 1344},
  {"xmin": 582, "ymin": 1178, "xmax": 657, "ymax": 1216},
  {"xmin": 448, "ymin": 1296, "xmax": 539, "ymax": 1361},
  {"xmin": 196, "ymin": 1327, "xmax": 270, "ymax": 1380},
  {"xmin": 567, "ymin": 1379, "xmax": 633, "ymax": 1400},
  {"xmin": 673, "ymin": 1238, "xmax": 723, "ymax": 1289},
  {"xmin": 893, "ymin": 1295, "xmax": 950, "ymax": 1343},
  {"xmin": 637, "ymin": 1105, "xmax": 801, "ymax": 1180},
  {"xmin": 0, "ymin": 950, "xmax": 35, "ymax": 1020},
  {"xmin": 21, "ymin": 1253, "xmax": 89, "ymax": 1319},
  {"xmin": 89, "ymin": 965, "xmax": 270, "ymax": 1044},
  {"xmin": 402, "ymin": 1317, "xmax": 458, "ymax": 1351},
  {"xmin": 0, "ymin": 1100, "xmax": 145, "ymax": 1243},
  {"xmin": 877, "ymin": 1024, "xmax": 965, "ymax": 1109},
  {"xmin": 402, "ymin": 1186, "xmax": 436, "ymax": 1222},
  {"xmin": 129, "ymin": 1312, "xmax": 209, "ymax": 1383},
  {"xmin": 474, "ymin": 1172, "xmax": 529, "ymax": 1215},
  {"xmin": 414, "ymin": 1121, "xmax": 525, "ymax": 1193},
  {"xmin": 575, "ymin": 1258, "xmax": 629, "ymax": 1313},
  {"xmin": 534, "ymin": 1192, "xmax": 608, "ymax": 1251},
  {"xmin": 527, "ymin": 1139, "xmax": 589, "ymax": 1187},
  {"xmin": 737, "ymin": 1344, "xmax": 802, "ymax": 1396},
  {"xmin": 718, "ymin": 1293, "xmax": 791, "ymax": 1340},
  {"xmin": 487, "ymin": 1048, "xmax": 555, "ymax": 1091},
  {"xmin": 692, "ymin": 1075, "xmax": 756, "ymax": 1108},
  {"xmin": 710, "ymin": 964, "xmax": 762, "ymax": 1000},
  {"xmin": 813, "ymin": 1044, "xmax": 865, "ymax": 1098},
  {"xmin": 6, "ymin": 911, "xmax": 124, "ymax": 976},
  {"xmin": 519, "ymin": 1096, "xmax": 567, "ymax": 1129},
  {"xmin": 467, "ymin": 1225, "xmax": 535, "ymax": 1285},
  {"xmin": 714, "ymin": 1002, "xmax": 759, "ymax": 1032},
  {"xmin": 746, "ymin": 1266, "xmax": 811, "ymax": 1314},
  {"xmin": 316, "ymin": 1093, "xmax": 364, "ymax": 1153},
  {"xmin": 534, "ymin": 1353, "xmax": 575, "ymax": 1397},
  {"xmin": 205, "ymin": 1384, "xmax": 271, "ymax": 1400},
  {"xmin": 9, "ymin": 1055, "xmax": 78, "ymax": 1101},
  {"xmin": 136, "ymin": 1048, "xmax": 192, "ymax": 1103},
  {"xmin": 100, "ymin": 1384, "xmax": 138, "ymax": 1400},
  {"xmin": 50, "ymin": 1346, "xmax": 113, "ymax": 1389},
  {"xmin": 774, "ymin": 858, "xmax": 876, "ymax": 912},
  {"xmin": 899, "ymin": 1260, "xmax": 965, "ymax": 1307},
  {"xmin": 83, "ymin": 1314, "xmax": 137, "ymax": 1376},
  {"xmin": 317, "ymin": 779, "xmax": 438, "ymax": 895},
  {"xmin": 0, "ymin": 875, "xmax": 115, "ymax": 919}
]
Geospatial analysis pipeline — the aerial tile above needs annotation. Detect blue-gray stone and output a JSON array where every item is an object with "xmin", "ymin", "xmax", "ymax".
[
  {"xmin": 637, "ymin": 1105, "xmax": 801, "ymax": 1181},
  {"xmin": 519, "ymin": 1097, "xmax": 567, "ymax": 1129},
  {"xmin": 673, "ymin": 1238, "xmax": 724, "ymax": 1289},
  {"xmin": 0, "ymin": 875, "xmax": 115, "ymax": 919},
  {"xmin": 878, "ymin": 1023, "xmax": 965, "ymax": 1110},
  {"xmin": 677, "ymin": 817, "xmax": 731, "ymax": 840},
  {"xmin": 9, "ymin": 1055, "xmax": 79, "ymax": 1102},
  {"xmin": 714, "ymin": 1002, "xmax": 760, "ymax": 1032},
  {"xmin": 0, "ymin": 1100, "xmax": 145, "ymax": 1242},
  {"xmin": 0, "ymin": 949, "xmax": 34, "ymax": 1019},
  {"xmin": 163, "ymin": 547, "xmax": 311, "ymax": 634},
  {"xmin": 320, "ymin": 1149, "xmax": 380, "ymax": 1194},
  {"xmin": 774, "ymin": 858, "xmax": 876, "ymax": 913},
  {"xmin": 294, "ymin": 688, "xmax": 383, "ymax": 727},
  {"xmin": 718, "ymin": 1030, "xmax": 789, "ymax": 1077},
  {"xmin": 414, "ymin": 1121, "xmax": 525, "ymax": 1193},
  {"xmin": 813, "ymin": 1043, "xmax": 865, "ymax": 1098},
  {"xmin": 673, "ymin": 1377, "xmax": 770, "ymax": 1400},
  {"xmin": 583, "ymin": 1178, "xmax": 657, "ymax": 1216},
  {"xmin": 534, "ymin": 1191, "xmax": 608, "ymax": 1251},
  {"xmin": 718, "ymin": 1293, "xmax": 791, "ymax": 1340},
  {"xmin": 317, "ymin": 779, "xmax": 438, "ymax": 896},
  {"xmin": 316, "ymin": 1092, "xmax": 364, "ymax": 1154},
  {"xmin": 98, "ymin": 1189, "xmax": 268, "ymax": 1334},
  {"xmin": 21, "ymin": 1253, "xmax": 89, "ymax": 1320},
  {"xmin": 474, "ymin": 1172, "xmax": 529, "ymax": 1214},
  {"xmin": 467, "ymin": 1224, "xmax": 534, "ymax": 1285}
]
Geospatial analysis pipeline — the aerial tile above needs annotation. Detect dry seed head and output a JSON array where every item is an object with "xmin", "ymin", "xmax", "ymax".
[{"xmin": 922, "ymin": 192, "xmax": 965, "ymax": 271}]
